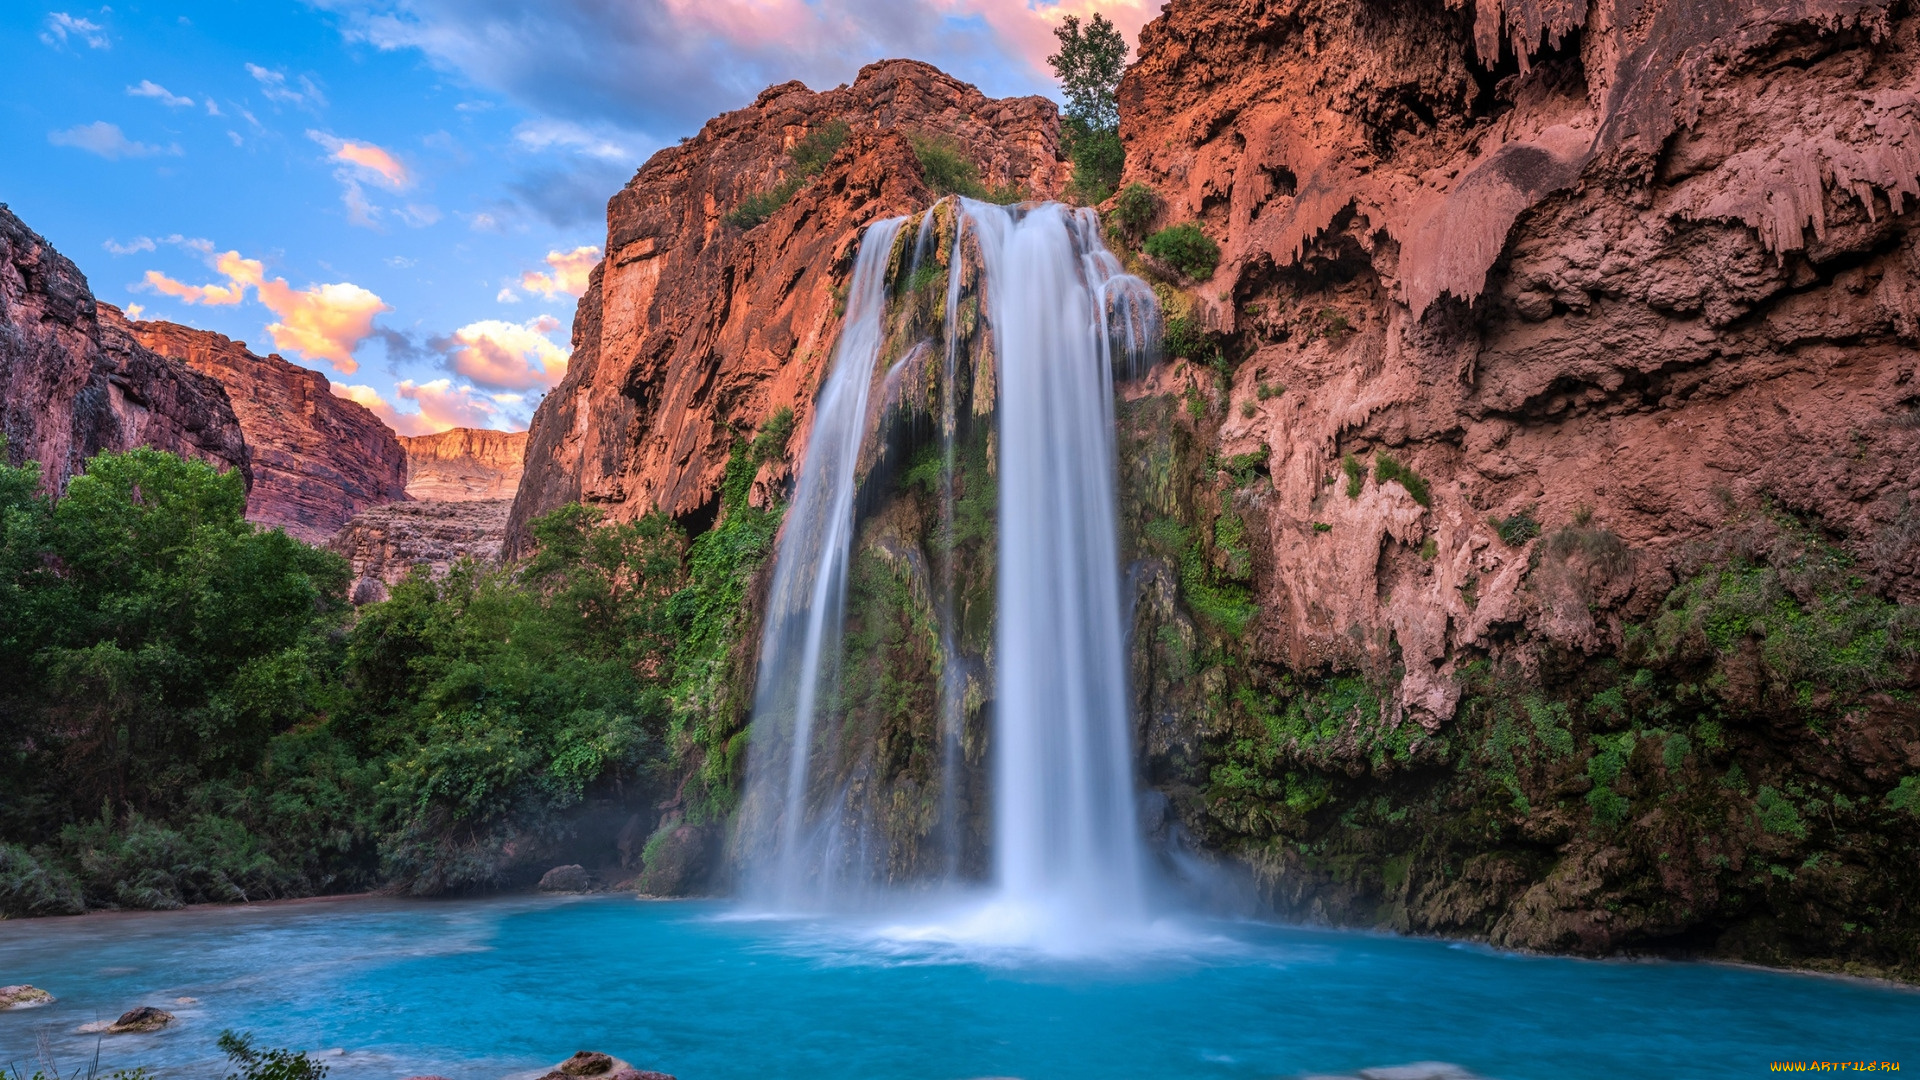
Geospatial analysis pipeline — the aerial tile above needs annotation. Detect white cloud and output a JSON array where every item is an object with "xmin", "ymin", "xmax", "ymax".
[
  {"xmin": 124, "ymin": 304, "xmax": 146, "ymax": 320},
  {"xmin": 104, "ymin": 236, "xmax": 156, "ymax": 256},
  {"xmin": 398, "ymin": 203, "xmax": 442, "ymax": 227},
  {"xmin": 206, "ymin": 99, "xmax": 223, "ymax": 117},
  {"xmin": 438, "ymin": 315, "xmax": 569, "ymax": 390},
  {"xmin": 496, "ymin": 287, "xmax": 521, "ymax": 303},
  {"xmin": 140, "ymin": 249, "xmax": 391, "ymax": 372},
  {"xmin": 42, "ymin": 12, "xmax": 109, "ymax": 50},
  {"xmin": 512, "ymin": 119, "xmax": 637, "ymax": 163},
  {"xmin": 127, "ymin": 80, "xmax": 194, "ymax": 108},
  {"xmin": 246, "ymin": 63, "xmax": 328, "ymax": 109},
  {"xmin": 48, "ymin": 122, "xmax": 181, "ymax": 160},
  {"xmin": 521, "ymin": 245, "xmax": 600, "ymax": 298}
]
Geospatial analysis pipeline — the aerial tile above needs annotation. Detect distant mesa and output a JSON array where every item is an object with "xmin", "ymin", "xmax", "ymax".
[{"xmin": 399, "ymin": 426, "xmax": 527, "ymax": 501}]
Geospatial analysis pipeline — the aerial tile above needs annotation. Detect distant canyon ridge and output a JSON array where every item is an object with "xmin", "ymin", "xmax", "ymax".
[{"xmin": 1, "ymin": 202, "xmax": 525, "ymax": 593}]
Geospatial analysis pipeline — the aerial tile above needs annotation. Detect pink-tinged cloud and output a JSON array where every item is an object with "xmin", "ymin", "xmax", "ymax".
[
  {"xmin": 933, "ymin": 0, "xmax": 1161, "ymax": 71},
  {"xmin": 333, "ymin": 383, "xmax": 435, "ymax": 435},
  {"xmin": 521, "ymin": 246, "xmax": 600, "ymax": 298},
  {"xmin": 400, "ymin": 378, "xmax": 509, "ymax": 432},
  {"xmin": 307, "ymin": 130, "xmax": 410, "ymax": 187},
  {"xmin": 441, "ymin": 315, "xmax": 569, "ymax": 391},
  {"xmin": 137, "ymin": 249, "xmax": 390, "ymax": 372}
]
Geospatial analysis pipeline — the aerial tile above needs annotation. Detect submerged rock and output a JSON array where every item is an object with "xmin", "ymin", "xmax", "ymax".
[
  {"xmin": 105, "ymin": 1006, "xmax": 174, "ymax": 1033},
  {"xmin": 0, "ymin": 985, "xmax": 52, "ymax": 1009},
  {"xmin": 537, "ymin": 864, "xmax": 592, "ymax": 893}
]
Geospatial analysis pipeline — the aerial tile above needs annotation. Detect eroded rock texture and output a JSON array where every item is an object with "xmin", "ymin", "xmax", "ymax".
[
  {"xmin": 506, "ymin": 59, "xmax": 1070, "ymax": 554},
  {"xmin": 327, "ymin": 498, "xmax": 512, "ymax": 604},
  {"xmin": 400, "ymin": 428, "xmax": 527, "ymax": 500},
  {"xmin": 1116, "ymin": 0, "xmax": 1920, "ymax": 975},
  {"xmin": 1, "ymin": 206, "xmax": 249, "ymax": 488},
  {"xmin": 129, "ymin": 320, "xmax": 409, "ymax": 542}
]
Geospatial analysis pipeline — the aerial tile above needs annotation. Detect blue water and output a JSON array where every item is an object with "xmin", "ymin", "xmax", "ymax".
[{"xmin": 1, "ymin": 896, "xmax": 1914, "ymax": 1079}]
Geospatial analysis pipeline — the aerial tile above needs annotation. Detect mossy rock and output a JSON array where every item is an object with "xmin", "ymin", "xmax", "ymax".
[{"xmin": 0, "ymin": 985, "xmax": 53, "ymax": 1009}]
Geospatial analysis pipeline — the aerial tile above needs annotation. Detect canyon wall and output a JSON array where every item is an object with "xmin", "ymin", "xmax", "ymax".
[
  {"xmin": 1109, "ymin": 0, "xmax": 1920, "ymax": 976},
  {"xmin": 399, "ymin": 427, "xmax": 526, "ymax": 500},
  {"xmin": 505, "ymin": 59, "xmax": 1070, "ymax": 554},
  {"xmin": 328, "ymin": 428, "xmax": 526, "ymax": 601},
  {"xmin": 1, "ymin": 205, "xmax": 249, "ymax": 488},
  {"xmin": 129, "ymin": 320, "xmax": 409, "ymax": 543}
]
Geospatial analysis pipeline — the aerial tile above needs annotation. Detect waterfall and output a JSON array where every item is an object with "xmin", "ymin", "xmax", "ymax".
[
  {"xmin": 739, "ymin": 216, "xmax": 906, "ymax": 905},
  {"xmin": 740, "ymin": 199, "xmax": 1159, "ymax": 937}
]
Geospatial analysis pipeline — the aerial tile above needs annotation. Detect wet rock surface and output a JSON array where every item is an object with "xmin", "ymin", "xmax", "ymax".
[
  {"xmin": 105, "ymin": 1006, "xmax": 173, "ymax": 1033},
  {"xmin": 537, "ymin": 864, "xmax": 591, "ymax": 892},
  {"xmin": 0, "ymin": 985, "xmax": 52, "ymax": 1009}
]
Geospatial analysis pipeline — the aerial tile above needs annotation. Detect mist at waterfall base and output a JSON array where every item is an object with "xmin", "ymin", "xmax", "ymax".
[
  {"xmin": 5, "ymin": 897, "xmax": 1917, "ymax": 1080},
  {"xmin": 735, "ymin": 199, "xmax": 1168, "ymax": 951}
]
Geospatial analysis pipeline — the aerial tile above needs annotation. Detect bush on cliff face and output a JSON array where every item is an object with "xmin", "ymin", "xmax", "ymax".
[
  {"xmin": 1145, "ymin": 223, "xmax": 1221, "ymax": 281},
  {"xmin": 725, "ymin": 120, "xmax": 852, "ymax": 228},
  {"xmin": 909, "ymin": 134, "xmax": 1025, "ymax": 204}
]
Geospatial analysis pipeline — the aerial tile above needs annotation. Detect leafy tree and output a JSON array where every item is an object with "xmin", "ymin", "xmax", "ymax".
[
  {"xmin": 1048, "ymin": 13, "xmax": 1127, "ymax": 135},
  {"xmin": 1049, "ymin": 12, "xmax": 1129, "ymax": 203}
]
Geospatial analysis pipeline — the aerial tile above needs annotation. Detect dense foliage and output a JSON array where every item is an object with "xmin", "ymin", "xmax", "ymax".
[
  {"xmin": 0, "ymin": 426, "xmax": 791, "ymax": 916},
  {"xmin": 1144, "ymin": 222, "xmax": 1221, "ymax": 281}
]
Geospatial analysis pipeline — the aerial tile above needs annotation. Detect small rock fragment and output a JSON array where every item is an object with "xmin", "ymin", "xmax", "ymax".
[
  {"xmin": 558, "ymin": 1050, "xmax": 615, "ymax": 1076},
  {"xmin": 106, "ymin": 1006, "xmax": 174, "ymax": 1033}
]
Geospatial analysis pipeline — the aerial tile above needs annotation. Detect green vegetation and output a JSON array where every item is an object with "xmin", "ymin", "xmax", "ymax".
[
  {"xmin": 1048, "ymin": 12, "xmax": 1127, "ymax": 204},
  {"xmin": 1113, "ymin": 182, "xmax": 1157, "ymax": 237},
  {"xmin": 724, "ymin": 120, "xmax": 853, "ymax": 228},
  {"xmin": 0, "ymin": 425, "xmax": 794, "ymax": 914},
  {"xmin": 908, "ymin": 134, "xmax": 1025, "ymax": 204},
  {"xmin": 1145, "ymin": 222, "xmax": 1221, "ymax": 281},
  {"xmin": 218, "ymin": 1031, "xmax": 328, "ymax": 1080},
  {"xmin": 1491, "ymin": 509, "xmax": 1540, "ymax": 546},
  {"xmin": 1372, "ymin": 452, "xmax": 1431, "ymax": 507},
  {"xmin": 1342, "ymin": 454, "xmax": 1366, "ymax": 499},
  {"xmin": 1163, "ymin": 312, "xmax": 1211, "ymax": 363}
]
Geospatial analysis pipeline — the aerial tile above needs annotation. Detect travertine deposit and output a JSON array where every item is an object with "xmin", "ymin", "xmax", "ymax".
[
  {"xmin": 1, "ymin": 206, "xmax": 249, "ymax": 488},
  {"xmin": 507, "ymin": 59, "xmax": 1070, "ymax": 552},
  {"xmin": 400, "ymin": 427, "xmax": 527, "ymax": 501},
  {"xmin": 129, "ymin": 320, "xmax": 408, "ymax": 543}
]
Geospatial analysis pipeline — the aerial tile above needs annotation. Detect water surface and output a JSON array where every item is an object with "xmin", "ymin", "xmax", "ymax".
[{"xmin": 1, "ymin": 896, "xmax": 1914, "ymax": 1079}]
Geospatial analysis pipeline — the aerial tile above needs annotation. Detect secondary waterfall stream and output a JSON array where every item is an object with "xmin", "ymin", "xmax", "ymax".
[{"xmin": 740, "ymin": 200, "xmax": 1160, "ymax": 942}]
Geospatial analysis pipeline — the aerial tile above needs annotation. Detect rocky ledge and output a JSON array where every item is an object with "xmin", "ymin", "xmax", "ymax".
[{"xmin": 326, "ymin": 498, "xmax": 512, "ymax": 603}]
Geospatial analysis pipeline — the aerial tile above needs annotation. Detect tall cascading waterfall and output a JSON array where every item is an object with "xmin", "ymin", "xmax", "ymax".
[
  {"xmin": 738, "ymin": 216, "xmax": 907, "ymax": 905},
  {"xmin": 739, "ymin": 199, "xmax": 1159, "ymax": 933}
]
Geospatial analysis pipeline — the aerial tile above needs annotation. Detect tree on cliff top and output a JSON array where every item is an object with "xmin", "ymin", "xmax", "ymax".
[
  {"xmin": 1048, "ymin": 12, "xmax": 1128, "ymax": 205},
  {"xmin": 1049, "ymin": 13, "xmax": 1126, "ymax": 135}
]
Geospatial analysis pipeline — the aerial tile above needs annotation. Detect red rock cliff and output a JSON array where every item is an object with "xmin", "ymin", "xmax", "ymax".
[
  {"xmin": 505, "ymin": 59, "xmax": 1070, "ymax": 553},
  {"xmin": 1118, "ymin": 0, "xmax": 1920, "ymax": 723},
  {"xmin": 399, "ymin": 428, "xmax": 527, "ymax": 501},
  {"xmin": 129, "ymin": 321, "xmax": 409, "ymax": 543},
  {"xmin": 1, "ymin": 205, "xmax": 249, "ymax": 489}
]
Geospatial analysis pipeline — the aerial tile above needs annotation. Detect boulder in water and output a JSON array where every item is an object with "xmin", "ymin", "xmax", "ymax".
[
  {"xmin": 0, "ymin": 985, "xmax": 52, "ymax": 1009},
  {"xmin": 633, "ymin": 824, "xmax": 711, "ymax": 897},
  {"xmin": 556, "ymin": 1050, "xmax": 615, "ymax": 1076},
  {"xmin": 608, "ymin": 1071, "xmax": 677, "ymax": 1080},
  {"xmin": 538, "ymin": 864, "xmax": 591, "ymax": 893},
  {"xmin": 106, "ymin": 1006, "xmax": 174, "ymax": 1033}
]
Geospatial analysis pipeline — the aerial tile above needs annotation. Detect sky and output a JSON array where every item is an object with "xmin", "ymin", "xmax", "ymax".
[{"xmin": 1, "ymin": 0, "xmax": 1164, "ymax": 435}]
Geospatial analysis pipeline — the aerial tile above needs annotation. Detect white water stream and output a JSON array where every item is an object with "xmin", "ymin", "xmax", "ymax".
[{"xmin": 742, "ymin": 200, "xmax": 1160, "ymax": 946}]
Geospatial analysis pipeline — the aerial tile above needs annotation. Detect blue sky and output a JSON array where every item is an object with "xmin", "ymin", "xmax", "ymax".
[{"xmin": 1, "ymin": 1, "xmax": 1161, "ymax": 433}]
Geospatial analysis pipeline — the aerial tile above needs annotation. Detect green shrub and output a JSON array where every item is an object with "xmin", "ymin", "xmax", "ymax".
[
  {"xmin": 1163, "ymin": 313, "xmax": 1211, "ymax": 362},
  {"xmin": 907, "ymin": 134, "xmax": 1025, "ymax": 203},
  {"xmin": 1113, "ymin": 182, "xmax": 1157, "ymax": 236},
  {"xmin": 1491, "ymin": 509, "xmax": 1541, "ymax": 546},
  {"xmin": 1145, "ymin": 222, "xmax": 1221, "ymax": 281},
  {"xmin": 1067, "ymin": 127, "xmax": 1123, "ymax": 205},
  {"xmin": 725, "ymin": 120, "xmax": 852, "ymax": 229},
  {"xmin": 219, "ymin": 1030, "xmax": 328, "ymax": 1080},
  {"xmin": 1888, "ymin": 776, "xmax": 1920, "ymax": 817},
  {"xmin": 0, "ymin": 842, "xmax": 84, "ymax": 917},
  {"xmin": 1756, "ymin": 786, "xmax": 1808, "ymax": 839},
  {"xmin": 1342, "ymin": 454, "xmax": 1366, "ymax": 499},
  {"xmin": 1373, "ymin": 452, "xmax": 1431, "ymax": 507}
]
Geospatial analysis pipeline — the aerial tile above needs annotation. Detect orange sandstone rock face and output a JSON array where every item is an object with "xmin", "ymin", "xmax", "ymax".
[
  {"xmin": 327, "ymin": 499, "xmax": 512, "ymax": 603},
  {"xmin": 1, "ymin": 206, "xmax": 249, "ymax": 489},
  {"xmin": 399, "ymin": 428, "xmax": 527, "ymax": 501},
  {"xmin": 1120, "ymin": 0, "xmax": 1920, "ymax": 725},
  {"xmin": 129, "ymin": 320, "xmax": 409, "ymax": 543},
  {"xmin": 507, "ymin": 59, "xmax": 1069, "ymax": 553}
]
